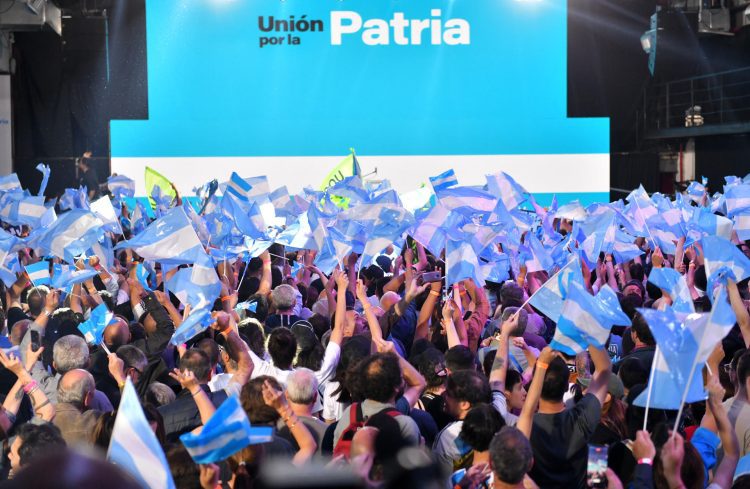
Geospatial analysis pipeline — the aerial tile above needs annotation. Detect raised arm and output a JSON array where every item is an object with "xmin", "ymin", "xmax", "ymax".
[
  {"xmin": 263, "ymin": 380, "xmax": 317, "ymax": 465},
  {"xmin": 586, "ymin": 344, "xmax": 612, "ymax": 406},
  {"xmin": 170, "ymin": 369, "xmax": 216, "ymax": 427},
  {"xmin": 356, "ymin": 279, "xmax": 383, "ymax": 344},
  {"xmin": 414, "ymin": 280, "xmax": 441, "ymax": 344},
  {"xmin": 0, "ymin": 348, "xmax": 55, "ymax": 422},
  {"xmin": 257, "ymin": 250, "xmax": 272, "ymax": 296},
  {"xmin": 377, "ymin": 340, "xmax": 425, "ymax": 408},
  {"xmin": 214, "ymin": 312, "xmax": 253, "ymax": 388},
  {"xmin": 489, "ymin": 314, "xmax": 518, "ymax": 392},
  {"xmin": 705, "ymin": 374, "xmax": 739, "ymax": 489},
  {"xmin": 517, "ymin": 347, "xmax": 555, "ymax": 438},
  {"xmin": 153, "ymin": 290, "xmax": 183, "ymax": 327},
  {"xmin": 728, "ymin": 279, "xmax": 750, "ymax": 348},
  {"xmin": 330, "ymin": 269, "xmax": 348, "ymax": 346},
  {"xmin": 441, "ymin": 300, "xmax": 464, "ymax": 349}
]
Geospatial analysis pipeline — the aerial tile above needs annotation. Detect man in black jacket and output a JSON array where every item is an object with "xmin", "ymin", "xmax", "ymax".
[
  {"xmin": 89, "ymin": 291, "xmax": 175, "ymax": 408},
  {"xmin": 158, "ymin": 348, "xmax": 227, "ymax": 442}
]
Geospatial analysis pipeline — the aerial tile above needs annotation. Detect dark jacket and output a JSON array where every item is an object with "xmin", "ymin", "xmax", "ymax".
[
  {"xmin": 158, "ymin": 384, "xmax": 227, "ymax": 442},
  {"xmin": 89, "ymin": 293, "xmax": 175, "ymax": 407}
]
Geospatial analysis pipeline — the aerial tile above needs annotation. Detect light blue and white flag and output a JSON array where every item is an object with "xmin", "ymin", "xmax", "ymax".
[
  {"xmin": 59, "ymin": 186, "xmax": 90, "ymax": 211},
  {"xmin": 445, "ymin": 239, "xmax": 485, "ymax": 287},
  {"xmin": 554, "ymin": 200, "xmax": 588, "ymax": 221},
  {"xmin": 520, "ymin": 232, "xmax": 554, "ymax": 273},
  {"xmin": 702, "ymin": 235, "xmax": 750, "ymax": 282},
  {"xmin": 314, "ymin": 227, "xmax": 353, "ymax": 275},
  {"xmin": 735, "ymin": 213, "xmax": 750, "ymax": 241},
  {"xmin": 0, "ymin": 174, "xmax": 21, "ymax": 192},
  {"xmin": 167, "ymin": 252, "xmax": 221, "ymax": 310},
  {"xmin": 225, "ymin": 172, "xmax": 252, "ymax": 201},
  {"xmin": 632, "ymin": 347, "xmax": 705, "ymax": 410},
  {"xmin": 648, "ymin": 268, "xmax": 694, "ymax": 314},
  {"xmin": 410, "ymin": 204, "xmax": 457, "ymax": 256},
  {"xmin": 50, "ymin": 264, "xmax": 99, "ymax": 290},
  {"xmin": 89, "ymin": 235, "xmax": 115, "ymax": 273},
  {"xmin": 686, "ymin": 180, "xmax": 706, "ymax": 204},
  {"xmin": 1, "ymin": 195, "xmax": 48, "ymax": 227},
  {"xmin": 170, "ymin": 307, "xmax": 214, "ymax": 346},
  {"xmin": 89, "ymin": 196, "xmax": 123, "ymax": 234},
  {"xmin": 360, "ymin": 207, "xmax": 414, "ymax": 267},
  {"xmin": 480, "ymin": 253, "xmax": 510, "ymax": 284},
  {"xmin": 438, "ymin": 186, "xmax": 497, "ymax": 215},
  {"xmin": 36, "ymin": 209, "xmax": 103, "ymax": 262},
  {"xmin": 429, "ymin": 169, "xmax": 458, "ymax": 194},
  {"xmin": 688, "ymin": 207, "xmax": 733, "ymax": 240},
  {"xmin": 550, "ymin": 282, "xmax": 630, "ymax": 355},
  {"xmin": 0, "ymin": 254, "xmax": 20, "ymax": 288},
  {"xmin": 36, "ymin": 163, "xmax": 50, "ymax": 196},
  {"xmin": 116, "ymin": 207, "xmax": 204, "ymax": 265},
  {"xmin": 220, "ymin": 193, "xmax": 268, "ymax": 240},
  {"xmin": 24, "ymin": 260, "xmax": 50, "ymax": 287},
  {"xmin": 612, "ymin": 239, "xmax": 642, "ymax": 264},
  {"xmin": 528, "ymin": 256, "xmax": 584, "ymax": 322},
  {"xmin": 77, "ymin": 303, "xmax": 114, "ymax": 345},
  {"xmin": 108, "ymin": 379, "xmax": 176, "ymax": 489},
  {"xmin": 724, "ymin": 183, "xmax": 750, "ymax": 218},
  {"xmin": 486, "ymin": 172, "xmax": 527, "ymax": 210},
  {"xmin": 108, "ymin": 174, "xmax": 136, "ymax": 199},
  {"xmin": 180, "ymin": 396, "xmax": 273, "ymax": 464},
  {"xmin": 235, "ymin": 300, "xmax": 258, "ymax": 314}
]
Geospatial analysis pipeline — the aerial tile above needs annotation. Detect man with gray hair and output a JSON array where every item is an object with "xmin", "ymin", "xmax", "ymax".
[
  {"xmin": 52, "ymin": 369, "xmax": 104, "ymax": 445},
  {"xmin": 265, "ymin": 284, "xmax": 302, "ymax": 331},
  {"xmin": 279, "ymin": 367, "xmax": 326, "ymax": 453},
  {"xmin": 29, "ymin": 335, "xmax": 113, "ymax": 412}
]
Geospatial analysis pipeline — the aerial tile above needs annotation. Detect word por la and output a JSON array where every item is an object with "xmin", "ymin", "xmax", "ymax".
[{"xmin": 331, "ymin": 9, "xmax": 470, "ymax": 46}]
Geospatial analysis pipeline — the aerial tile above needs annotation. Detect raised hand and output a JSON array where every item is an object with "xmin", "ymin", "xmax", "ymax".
[
  {"xmin": 108, "ymin": 353, "xmax": 126, "ymax": 385},
  {"xmin": 0, "ymin": 350, "xmax": 26, "ymax": 378},
  {"xmin": 355, "ymin": 279, "xmax": 368, "ymax": 302},
  {"xmin": 24, "ymin": 343, "xmax": 45, "ymax": 372},
  {"xmin": 169, "ymin": 368, "xmax": 200, "ymax": 393},
  {"xmin": 261, "ymin": 379, "xmax": 288, "ymax": 412}
]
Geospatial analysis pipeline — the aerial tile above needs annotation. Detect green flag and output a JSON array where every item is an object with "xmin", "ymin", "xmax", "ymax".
[
  {"xmin": 320, "ymin": 150, "xmax": 361, "ymax": 209},
  {"xmin": 145, "ymin": 166, "xmax": 176, "ymax": 206}
]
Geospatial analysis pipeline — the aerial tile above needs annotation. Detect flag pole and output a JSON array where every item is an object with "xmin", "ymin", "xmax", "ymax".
[
  {"xmin": 100, "ymin": 341, "xmax": 111, "ymax": 355},
  {"xmin": 642, "ymin": 345, "xmax": 659, "ymax": 431},
  {"xmin": 671, "ymin": 355, "xmax": 700, "ymax": 438}
]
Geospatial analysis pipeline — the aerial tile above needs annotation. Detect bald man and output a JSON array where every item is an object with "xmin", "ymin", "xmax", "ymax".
[
  {"xmin": 52, "ymin": 369, "xmax": 104, "ymax": 445},
  {"xmin": 88, "ymin": 293, "xmax": 176, "ymax": 408}
]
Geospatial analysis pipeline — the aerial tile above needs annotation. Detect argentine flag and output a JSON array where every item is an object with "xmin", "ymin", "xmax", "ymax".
[
  {"xmin": 180, "ymin": 396, "xmax": 273, "ymax": 464},
  {"xmin": 24, "ymin": 261, "xmax": 50, "ymax": 287},
  {"xmin": 550, "ymin": 282, "xmax": 630, "ymax": 355},
  {"xmin": 702, "ymin": 235, "xmax": 750, "ymax": 282},
  {"xmin": 108, "ymin": 379, "xmax": 176, "ymax": 489},
  {"xmin": 115, "ymin": 207, "xmax": 204, "ymax": 265},
  {"xmin": 429, "ymin": 169, "xmax": 458, "ymax": 194},
  {"xmin": 528, "ymin": 256, "xmax": 584, "ymax": 322}
]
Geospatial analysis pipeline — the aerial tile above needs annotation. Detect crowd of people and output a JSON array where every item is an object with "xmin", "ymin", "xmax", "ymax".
[{"xmin": 0, "ymin": 168, "xmax": 748, "ymax": 489}]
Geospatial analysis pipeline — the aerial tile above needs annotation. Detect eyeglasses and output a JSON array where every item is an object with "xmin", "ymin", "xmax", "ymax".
[{"xmin": 723, "ymin": 364, "xmax": 734, "ymax": 374}]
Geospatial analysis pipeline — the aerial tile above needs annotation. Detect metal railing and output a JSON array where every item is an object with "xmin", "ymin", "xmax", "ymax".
[{"xmin": 636, "ymin": 66, "xmax": 750, "ymax": 140}]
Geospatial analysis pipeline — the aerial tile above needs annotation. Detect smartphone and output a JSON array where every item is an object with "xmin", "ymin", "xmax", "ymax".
[
  {"xmin": 30, "ymin": 330, "xmax": 40, "ymax": 353},
  {"xmin": 421, "ymin": 271, "xmax": 442, "ymax": 284},
  {"xmin": 587, "ymin": 445, "xmax": 608, "ymax": 488}
]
